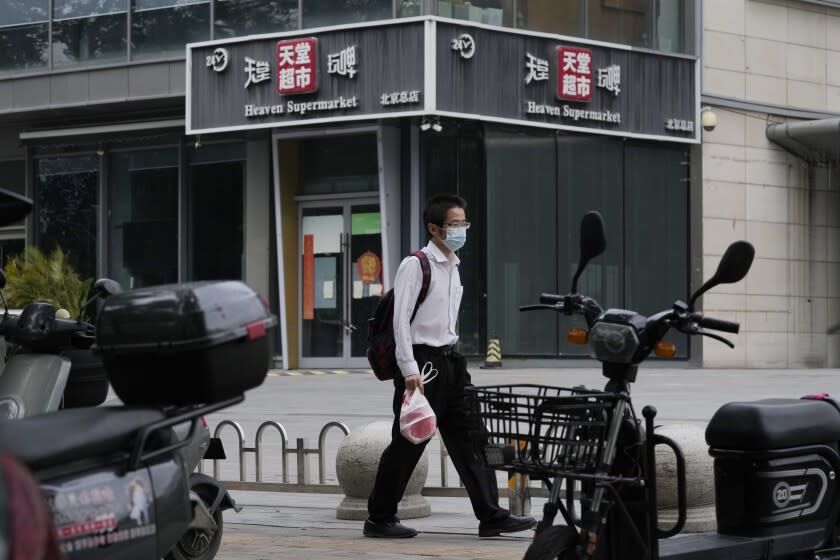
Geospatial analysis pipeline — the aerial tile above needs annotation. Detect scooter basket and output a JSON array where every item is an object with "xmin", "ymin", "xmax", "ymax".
[{"xmin": 465, "ymin": 384, "xmax": 621, "ymax": 477}]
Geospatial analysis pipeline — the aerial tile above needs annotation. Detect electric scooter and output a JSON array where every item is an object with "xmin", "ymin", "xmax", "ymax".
[{"xmin": 467, "ymin": 211, "xmax": 840, "ymax": 560}]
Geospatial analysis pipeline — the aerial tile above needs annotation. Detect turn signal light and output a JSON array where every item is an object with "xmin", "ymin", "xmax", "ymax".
[
  {"xmin": 654, "ymin": 341, "xmax": 676, "ymax": 358},
  {"xmin": 567, "ymin": 328, "xmax": 588, "ymax": 345}
]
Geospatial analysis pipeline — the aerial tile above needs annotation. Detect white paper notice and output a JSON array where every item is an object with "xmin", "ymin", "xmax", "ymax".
[
  {"xmin": 369, "ymin": 283, "xmax": 382, "ymax": 296},
  {"xmin": 323, "ymin": 280, "xmax": 334, "ymax": 299},
  {"xmin": 353, "ymin": 280, "xmax": 364, "ymax": 299}
]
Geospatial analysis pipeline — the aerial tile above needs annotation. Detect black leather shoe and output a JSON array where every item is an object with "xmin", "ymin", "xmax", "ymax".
[
  {"xmin": 363, "ymin": 518, "xmax": 418, "ymax": 538},
  {"xmin": 478, "ymin": 514, "xmax": 537, "ymax": 537}
]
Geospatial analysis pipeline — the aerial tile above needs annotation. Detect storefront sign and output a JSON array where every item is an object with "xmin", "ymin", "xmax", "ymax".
[{"xmin": 187, "ymin": 18, "xmax": 697, "ymax": 142}]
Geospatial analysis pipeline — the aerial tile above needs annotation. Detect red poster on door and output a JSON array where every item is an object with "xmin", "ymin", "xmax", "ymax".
[{"xmin": 302, "ymin": 234, "xmax": 315, "ymax": 320}]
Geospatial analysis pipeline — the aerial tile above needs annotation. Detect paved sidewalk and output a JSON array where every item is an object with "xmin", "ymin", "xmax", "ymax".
[{"xmin": 217, "ymin": 491, "xmax": 543, "ymax": 560}]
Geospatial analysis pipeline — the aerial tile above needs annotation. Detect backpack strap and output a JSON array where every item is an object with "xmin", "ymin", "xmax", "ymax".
[{"xmin": 409, "ymin": 250, "xmax": 431, "ymax": 324}]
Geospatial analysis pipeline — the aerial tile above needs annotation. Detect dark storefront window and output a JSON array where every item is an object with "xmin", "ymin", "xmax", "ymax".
[
  {"xmin": 214, "ymin": 0, "xmax": 297, "ymax": 38},
  {"xmin": 421, "ymin": 123, "xmax": 485, "ymax": 355},
  {"xmin": 484, "ymin": 129, "xmax": 689, "ymax": 357},
  {"xmin": 52, "ymin": 0, "xmax": 127, "ymax": 67},
  {"xmin": 298, "ymin": 135, "xmax": 379, "ymax": 195},
  {"xmin": 35, "ymin": 155, "xmax": 99, "ymax": 280},
  {"xmin": 486, "ymin": 130, "xmax": 557, "ymax": 355},
  {"xmin": 188, "ymin": 142, "xmax": 245, "ymax": 281},
  {"xmin": 302, "ymin": 0, "xmax": 393, "ymax": 28},
  {"xmin": 624, "ymin": 143, "xmax": 689, "ymax": 352},
  {"xmin": 0, "ymin": 0, "xmax": 49, "ymax": 73},
  {"xmin": 132, "ymin": 0, "xmax": 210, "ymax": 60},
  {"xmin": 109, "ymin": 149, "xmax": 178, "ymax": 289}
]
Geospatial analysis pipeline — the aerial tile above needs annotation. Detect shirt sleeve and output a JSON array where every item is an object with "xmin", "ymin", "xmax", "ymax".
[{"xmin": 393, "ymin": 255, "xmax": 422, "ymax": 378}]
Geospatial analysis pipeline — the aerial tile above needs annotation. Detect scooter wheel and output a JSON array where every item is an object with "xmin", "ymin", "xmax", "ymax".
[
  {"xmin": 165, "ymin": 487, "xmax": 224, "ymax": 560},
  {"xmin": 523, "ymin": 525, "xmax": 577, "ymax": 560}
]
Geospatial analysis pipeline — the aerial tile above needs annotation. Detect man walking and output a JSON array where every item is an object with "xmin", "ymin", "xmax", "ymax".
[{"xmin": 364, "ymin": 194, "xmax": 536, "ymax": 539}]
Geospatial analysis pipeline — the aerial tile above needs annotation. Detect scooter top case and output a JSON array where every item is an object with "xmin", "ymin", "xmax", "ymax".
[{"xmin": 96, "ymin": 280, "xmax": 276, "ymax": 406}]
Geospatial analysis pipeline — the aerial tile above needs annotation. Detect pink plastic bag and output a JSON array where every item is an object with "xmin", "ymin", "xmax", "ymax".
[{"xmin": 399, "ymin": 389, "xmax": 437, "ymax": 444}]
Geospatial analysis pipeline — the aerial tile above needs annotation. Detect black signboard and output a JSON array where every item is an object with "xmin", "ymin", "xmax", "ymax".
[{"xmin": 187, "ymin": 17, "xmax": 698, "ymax": 143}]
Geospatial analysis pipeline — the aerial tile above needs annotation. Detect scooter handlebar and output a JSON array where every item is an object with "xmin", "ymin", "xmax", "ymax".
[
  {"xmin": 695, "ymin": 314, "xmax": 740, "ymax": 334},
  {"xmin": 539, "ymin": 293, "xmax": 564, "ymax": 305}
]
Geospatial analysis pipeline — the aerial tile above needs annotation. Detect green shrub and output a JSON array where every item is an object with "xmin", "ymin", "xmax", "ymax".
[{"xmin": 3, "ymin": 246, "xmax": 93, "ymax": 318}]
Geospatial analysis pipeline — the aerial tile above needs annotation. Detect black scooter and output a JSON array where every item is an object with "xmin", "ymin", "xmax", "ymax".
[
  {"xmin": 0, "ymin": 279, "xmax": 274, "ymax": 559},
  {"xmin": 467, "ymin": 211, "xmax": 840, "ymax": 560}
]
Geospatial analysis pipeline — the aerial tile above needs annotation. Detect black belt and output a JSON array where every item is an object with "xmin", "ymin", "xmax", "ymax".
[{"xmin": 413, "ymin": 344, "xmax": 458, "ymax": 357}]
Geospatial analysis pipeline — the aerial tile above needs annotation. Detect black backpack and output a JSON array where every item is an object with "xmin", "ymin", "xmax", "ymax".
[{"xmin": 366, "ymin": 251, "xmax": 431, "ymax": 380}]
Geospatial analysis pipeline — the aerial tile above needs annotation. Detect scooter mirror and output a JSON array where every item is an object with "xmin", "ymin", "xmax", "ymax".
[
  {"xmin": 93, "ymin": 278, "xmax": 122, "ymax": 298},
  {"xmin": 0, "ymin": 188, "xmax": 32, "ymax": 228},
  {"xmin": 571, "ymin": 211, "xmax": 606, "ymax": 294},
  {"xmin": 689, "ymin": 240, "xmax": 755, "ymax": 310}
]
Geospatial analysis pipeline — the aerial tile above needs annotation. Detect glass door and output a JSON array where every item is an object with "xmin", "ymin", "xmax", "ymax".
[{"xmin": 300, "ymin": 199, "xmax": 382, "ymax": 368}]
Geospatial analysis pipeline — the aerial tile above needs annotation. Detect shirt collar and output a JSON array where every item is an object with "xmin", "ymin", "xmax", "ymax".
[{"xmin": 425, "ymin": 240, "xmax": 460, "ymax": 265}]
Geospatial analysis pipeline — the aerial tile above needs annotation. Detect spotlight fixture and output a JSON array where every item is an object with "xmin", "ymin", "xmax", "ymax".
[
  {"xmin": 420, "ymin": 116, "xmax": 442, "ymax": 133},
  {"xmin": 194, "ymin": 135, "xmax": 202, "ymax": 149}
]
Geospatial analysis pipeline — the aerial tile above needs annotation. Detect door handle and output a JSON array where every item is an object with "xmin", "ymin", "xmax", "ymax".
[{"xmin": 343, "ymin": 323, "xmax": 358, "ymax": 334}]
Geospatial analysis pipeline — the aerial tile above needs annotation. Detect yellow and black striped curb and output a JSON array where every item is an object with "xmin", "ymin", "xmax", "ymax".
[{"xmin": 267, "ymin": 369, "xmax": 374, "ymax": 377}]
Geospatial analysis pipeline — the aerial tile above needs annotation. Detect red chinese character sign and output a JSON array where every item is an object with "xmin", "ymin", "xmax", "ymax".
[
  {"xmin": 557, "ymin": 47, "xmax": 592, "ymax": 102},
  {"xmin": 277, "ymin": 37, "xmax": 318, "ymax": 95},
  {"xmin": 357, "ymin": 251, "xmax": 382, "ymax": 284}
]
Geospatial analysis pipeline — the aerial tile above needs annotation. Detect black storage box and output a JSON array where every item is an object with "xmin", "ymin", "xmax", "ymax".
[
  {"xmin": 706, "ymin": 399, "xmax": 840, "ymax": 537},
  {"xmin": 96, "ymin": 281, "xmax": 276, "ymax": 406},
  {"xmin": 61, "ymin": 348, "xmax": 110, "ymax": 408}
]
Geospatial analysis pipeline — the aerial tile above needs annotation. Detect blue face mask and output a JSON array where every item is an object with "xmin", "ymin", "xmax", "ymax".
[{"xmin": 442, "ymin": 226, "xmax": 466, "ymax": 252}]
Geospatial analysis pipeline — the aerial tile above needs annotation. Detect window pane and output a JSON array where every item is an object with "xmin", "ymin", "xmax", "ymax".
[
  {"xmin": 0, "ymin": 238, "xmax": 24, "ymax": 268},
  {"xmin": 556, "ymin": 136, "xmax": 622, "ymax": 356},
  {"xmin": 486, "ymin": 129, "xmax": 557, "ymax": 355},
  {"xmin": 437, "ymin": 0, "xmax": 512, "ymax": 26},
  {"xmin": 656, "ymin": 0, "xmax": 685, "ymax": 53},
  {"xmin": 54, "ymin": 0, "xmax": 125, "ymax": 19},
  {"xmin": 0, "ymin": 0, "xmax": 48, "ymax": 26},
  {"xmin": 0, "ymin": 160, "xmax": 27, "ymax": 227},
  {"xmin": 397, "ymin": 0, "xmax": 422, "ymax": 17},
  {"xmin": 215, "ymin": 0, "xmax": 298, "ymax": 38},
  {"xmin": 52, "ymin": 9, "xmax": 127, "ymax": 67},
  {"xmin": 189, "ymin": 143, "xmax": 245, "ymax": 281},
  {"xmin": 132, "ymin": 1, "xmax": 209, "ymax": 60},
  {"xmin": 0, "ymin": 24, "xmax": 49, "ymax": 72},
  {"xmin": 588, "ymin": 0, "xmax": 652, "ymax": 49},
  {"xmin": 516, "ymin": 0, "xmax": 583, "ymax": 35},
  {"xmin": 109, "ymin": 149, "xmax": 178, "ymax": 289},
  {"xmin": 624, "ymin": 143, "xmax": 689, "ymax": 355},
  {"xmin": 35, "ymin": 155, "xmax": 99, "ymax": 280},
  {"xmin": 298, "ymin": 135, "xmax": 378, "ymax": 195},
  {"xmin": 302, "ymin": 0, "xmax": 392, "ymax": 28}
]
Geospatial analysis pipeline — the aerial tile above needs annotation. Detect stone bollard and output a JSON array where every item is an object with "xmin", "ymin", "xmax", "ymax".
[
  {"xmin": 655, "ymin": 423, "xmax": 716, "ymax": 533},
  {"xmin": 335, "ymin": 420, "xmax": 431, "ymax": 520}
]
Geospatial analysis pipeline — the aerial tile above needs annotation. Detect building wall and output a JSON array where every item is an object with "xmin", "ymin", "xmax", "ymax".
[{"xmin": 702, "ymin": 0, "xmax": 840, "ymax": 367}]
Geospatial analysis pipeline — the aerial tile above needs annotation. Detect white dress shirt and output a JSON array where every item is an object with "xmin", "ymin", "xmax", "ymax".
[{"xmin": 393, "ymin": 240, "xmax": 463, "ymax": 377}]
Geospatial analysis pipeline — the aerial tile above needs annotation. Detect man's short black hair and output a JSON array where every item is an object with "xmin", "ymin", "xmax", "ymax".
[{"xmin": 423, "ymin": 194, "xmax": 466, "ymax": 233}]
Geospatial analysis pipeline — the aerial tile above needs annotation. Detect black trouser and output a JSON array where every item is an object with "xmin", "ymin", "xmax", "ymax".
[{"xmin": 367, "ymin": 345, "xmax": 504, "ymax": 523}]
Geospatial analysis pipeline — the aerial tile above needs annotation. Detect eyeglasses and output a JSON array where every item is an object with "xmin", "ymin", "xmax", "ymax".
[{"xmin": 442, "ymin": 221, "xmax": 471, "ymax": 229}]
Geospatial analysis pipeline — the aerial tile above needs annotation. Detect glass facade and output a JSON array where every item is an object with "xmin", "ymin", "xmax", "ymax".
[
  {"xmin": 0, "ymin": 0, "xmax": 692, "ymax": 74},
  {"xmin": 214, "ymin": 0, "xmax": 298, "ymax": 38},
  {"xmin": 109, "ymin": 149, "xmax": 179, "ymax": 289},
  {"xmin": 479, "ymin": 128, "xmax": 690, "ymax": 357},
  {"xmin": 188, "ymin": 142, "xmax": 245, "ymax": 281},
  {"xmin": 132, "ymin": 0, "xmax": 210, "ymax": 60},
  {"xmin": 0, "ymin": 0, "xmax": 49, "ymax": 72},
  {"xmin": 52, "ymin": 0, "xmax": 127, "ymax": 67},
  {"xmin": 298, "ymin": 135, "xmax": 379, "ymax": 196},
  {"xmin": 35, "ymin": 155, "xmax": 100, "ymax": 281}
]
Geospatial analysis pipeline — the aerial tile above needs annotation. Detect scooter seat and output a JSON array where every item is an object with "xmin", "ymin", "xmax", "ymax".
[
  {"xmin": 706, "ymin": 398, "xmax": 840, "ymax": 451},
  {"xmin": 0, "ymin": 407, "xmax": 165, "ymax": 471}
]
